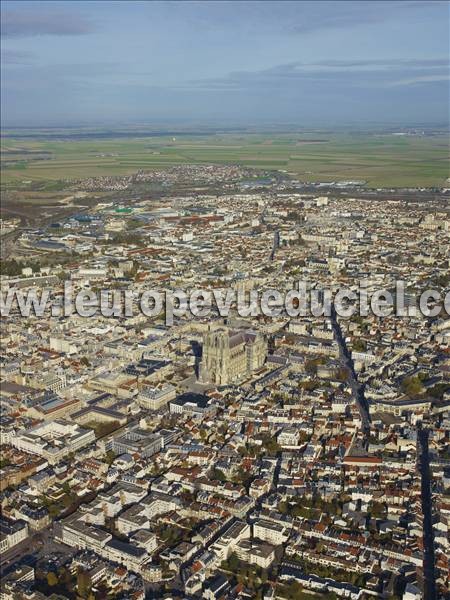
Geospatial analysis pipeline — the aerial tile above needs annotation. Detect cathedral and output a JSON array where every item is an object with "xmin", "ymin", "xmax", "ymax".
[{"xmin": 200, "ymin": 326, "xmax": 267, "ymax": 386}]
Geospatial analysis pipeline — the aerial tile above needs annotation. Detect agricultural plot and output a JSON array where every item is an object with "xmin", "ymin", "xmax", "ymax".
[{"xmin": 1, "ymin": 132, "xmax": 448, "ymax": 188}]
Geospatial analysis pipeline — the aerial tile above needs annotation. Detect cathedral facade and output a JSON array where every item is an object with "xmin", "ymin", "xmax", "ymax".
[{"xmin": 200, "ymin": 327, "xmax": 267, "ymax": 386}]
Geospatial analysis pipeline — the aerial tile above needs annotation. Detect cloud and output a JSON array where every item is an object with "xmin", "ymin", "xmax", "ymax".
[
  {"xmin": 287, "ymin": 0, "xmax": 447, "ymax": 34},
  {"xmin": 2, "ymin": 9, "xmax": 95, "ymax": 37},
  {"xmin": 146, "ymin": 0, "xmax": 447, "ymax": 38},
  {"xmin": 178, "ymin": 58, "xmax": 450, "ymax": 92},
  {"xmin": 313, "ymin": 59, "xmax": 450, "ymax": 69},
  {"xmin": 388, "ymin": 74, "xmax": 450, "ymax": 87}
]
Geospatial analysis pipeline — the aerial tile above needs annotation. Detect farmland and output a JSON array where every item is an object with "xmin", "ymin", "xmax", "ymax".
[{"xmin": 1, "ymin": 130, "xmax": 448, "ymax": 188}]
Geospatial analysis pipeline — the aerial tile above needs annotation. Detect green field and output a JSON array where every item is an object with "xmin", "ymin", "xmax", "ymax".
[{"xmin": 1, "ymin": 132, "xmax": 449, "ymax": 188}]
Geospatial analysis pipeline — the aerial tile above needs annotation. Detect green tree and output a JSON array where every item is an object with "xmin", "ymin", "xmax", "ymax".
[
  {"xmin": 261, "ymin": 434, "xmax": 281, "ymax": 456},
  {"xmin": 352, "ymin": 339, "xmax": 367, "ymax": 352},
  {"xmin": 429, "ymin": 383, "xmax": 449, "ymax": 399},
  {"xmin": 211, "ymin": 468, "xmax": 226, "ymax": 482},
  {"xmin": 77, "ymin": 568, "xmax": 92, "ymax": 597},
  {"xmin": 47, "ymin": 572, "xmax": 58, "ymax": 587},
  {"xmin": 58, "ymin": 566, "xmax": 72, "ymax": 588},
  {"xmin": 228, "ymin": 552, "xmax": 239, "ymax": 572},
  {"xmin": 105, "ymin": 450, "xmax": 116, "ymax": 465},
  {"xmin": 85, "ymin": 420, "xmax": 120, "ymax": 439},
  {"xmin": 401, "ymin": 375, "xmax": 423, "ymax": 396}
]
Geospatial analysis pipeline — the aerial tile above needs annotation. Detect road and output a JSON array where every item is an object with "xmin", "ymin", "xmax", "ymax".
[
  {"xmin": 0, "ymin": 536, "xmax": 40, "ymax": 574},
  {"xmin": 0, "ymin": 525, "xmax": 75, "ymax": 577},
  {"xmin": 0, "ymin": 229, "xmax": 23, "ymax": 259},
  {"xmin": 330, "ymin": 305, "xmax": 371, "ymax": 444},
  {"xmin": 417, "ymin": 427, "xmax": 437, "ymax": 600},
  {"xmin": 251, "ymin": 454, "xmax": 282, "ymax": 519},
  {"xmin": 270, "ymin": 230, "xmax": 279, "ymax": 262}
]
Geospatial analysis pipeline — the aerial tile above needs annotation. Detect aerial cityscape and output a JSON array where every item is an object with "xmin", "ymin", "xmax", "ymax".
[{"xmin": 1, "ymin": 2, "xmax": 449, "ymax": 600}]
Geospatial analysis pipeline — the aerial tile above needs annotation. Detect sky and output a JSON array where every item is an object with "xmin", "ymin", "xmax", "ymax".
[{"xmin": 1, "ymin": 0, "xmax": 449, "ymax": 127}]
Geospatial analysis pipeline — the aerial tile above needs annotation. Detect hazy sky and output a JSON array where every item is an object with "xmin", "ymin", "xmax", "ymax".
[{"xmin": 1, "ymin": 0, "xmax": 449, "ymax": 126}]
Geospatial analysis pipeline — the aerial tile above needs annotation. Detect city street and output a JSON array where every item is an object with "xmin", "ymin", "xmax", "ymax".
[
  {"xmin": 330, "ymin": 305, "xmax": 371, "ymax": 443},
  {"xmin": 417, "ymin": 427, "xmax": 437, "ymax": 600}
]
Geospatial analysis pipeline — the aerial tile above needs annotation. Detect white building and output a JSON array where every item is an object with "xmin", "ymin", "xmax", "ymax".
[
  {"xmin": 278, "ymin": 428, "xmax": 300, "ymax": 447},
  {"xmin": 137, "ymin": 384, "xmax": 176, "ymax": 410},
  {"xmin": 253, "ymin": 519, "xmax": 290, "ymax": 545},
  {"xmin": 11, "ymin": 420, "xmax": 95, "ymax": 464},
  {"xmin": 0, "ymin": 518, "xmax": 29, "ymax": 554},
  {"xmin": 210, "ymin": 520, "xmax": 250, "ymax": 561},
  {"xmin": 235, "ymin": 539, "xmax": 276, "ymax": 569}
]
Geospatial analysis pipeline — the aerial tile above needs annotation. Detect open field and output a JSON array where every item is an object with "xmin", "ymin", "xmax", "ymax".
[{"xmin": 1, "ymin": 132, "xmax": 449, "ymax": 188}]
